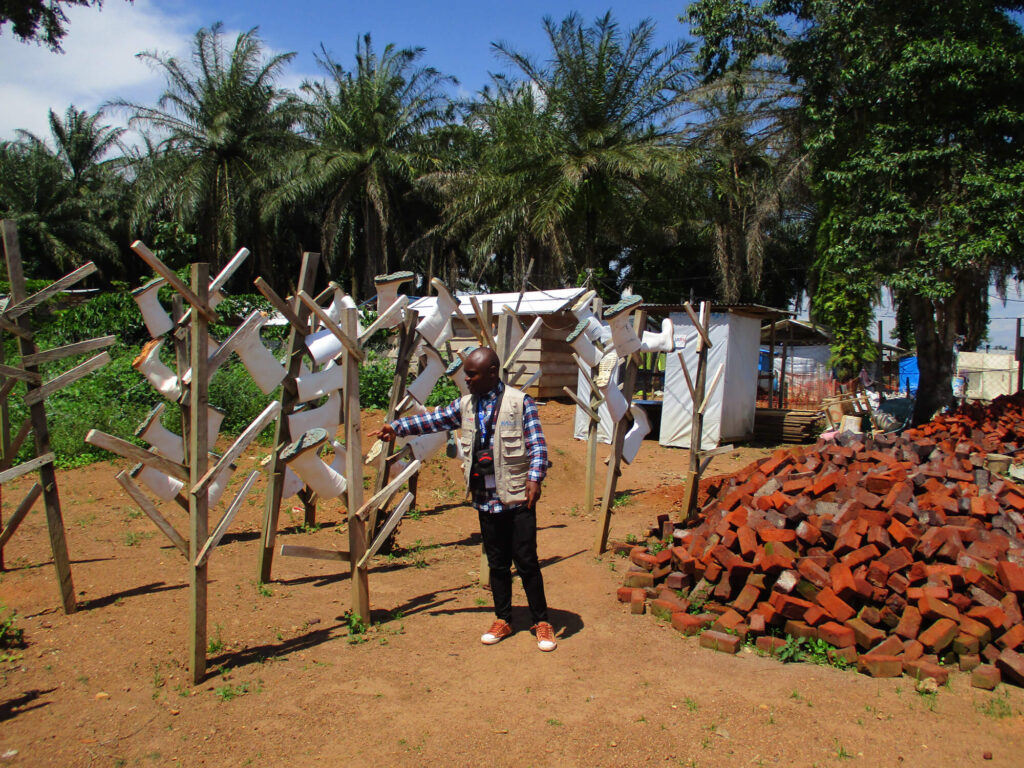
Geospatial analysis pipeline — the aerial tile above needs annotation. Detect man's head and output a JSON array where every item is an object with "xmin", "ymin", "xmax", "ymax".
[{"xmin": 463, "ymin": 347, "xmax": 500, "ymax": 396}]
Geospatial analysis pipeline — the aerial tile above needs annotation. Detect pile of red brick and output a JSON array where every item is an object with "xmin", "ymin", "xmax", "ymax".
[{"xmin": 616, "ymin": 392, "xmax": 1024, "ymax": 689}]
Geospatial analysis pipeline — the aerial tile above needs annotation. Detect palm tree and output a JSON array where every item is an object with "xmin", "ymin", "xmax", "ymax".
[
  {"xmin": 267, "ymin": 35, "xmax": 455, "ymax": 298},
  {"xmin": 117, "ymin": 23, "xmax": 303, "ymax": 276},
  {"xmin": 0, "ymin": 105, "xmax": 124, "ymax": 277},
  {"xmin": 686, "ymin": 69, "xmax": 812, "ymax": 304},
  {"xmin": 427, "ymin": 12, "xmax": 693, "ymax": 293}
]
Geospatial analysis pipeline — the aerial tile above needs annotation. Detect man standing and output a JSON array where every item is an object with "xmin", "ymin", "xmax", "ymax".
[{"xmin": 371, "ymin": 347, "xmax": 556, "ymax": 651}]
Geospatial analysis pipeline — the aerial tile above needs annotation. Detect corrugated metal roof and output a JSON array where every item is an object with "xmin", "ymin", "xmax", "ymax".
[
  {"xmin": 407, "ymin": 287, "xmax": 584, "ymax": 317},
  {"xmin": 640, "ymin": 302, "xmax": 792, "ymax": 321}
]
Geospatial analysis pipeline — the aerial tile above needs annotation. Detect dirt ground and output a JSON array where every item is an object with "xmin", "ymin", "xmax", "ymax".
[{"xmin": 1, "ymin": 401, "xmax": 1023, "ymax": 768}]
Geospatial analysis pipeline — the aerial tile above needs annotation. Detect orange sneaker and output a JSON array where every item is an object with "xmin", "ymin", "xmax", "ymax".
[
  {"xmin": 532, "ymin": 621, "xmax": 557, "ymax": 652},
  {"xmin": 481, "ymin": 619, "xmax": 512, "ymax": 645}
]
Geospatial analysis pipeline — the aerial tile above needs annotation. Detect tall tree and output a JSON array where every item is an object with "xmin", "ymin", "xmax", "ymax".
[
  {"xmin": 0, "ymin": 106, "xmax": 123, "ymax": 277},
  {"xmin": 117, "ymin": 24, "xmax": 303, "ymax": 277},
  {"xmin": 690, "ymin": 0, "xmax": 1024, "ymax": 422},
  {"xmin": 686, "ymin": 69, "xmax": 812, "ymax": 303},
  {"xmin": 428, "ymin": 12, "xmax": 693, "ymax": 293},
  {"xmin": 0, "ymin": 1, "xmax": 131, "ymax": 52},
  {"xmin": 267, "ymin": 36, "xmax": 455, "ymax": 298}
]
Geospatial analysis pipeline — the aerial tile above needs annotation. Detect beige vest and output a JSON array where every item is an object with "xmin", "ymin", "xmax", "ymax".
[{"xmin": 459, "ymin": 387, "xmax": 531, "ymax": 506}]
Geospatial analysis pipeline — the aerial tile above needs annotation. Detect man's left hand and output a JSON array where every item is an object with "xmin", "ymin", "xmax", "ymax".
[{"xmin": 526, "ymin": 480, "xmax": 542, "ymax": 509}]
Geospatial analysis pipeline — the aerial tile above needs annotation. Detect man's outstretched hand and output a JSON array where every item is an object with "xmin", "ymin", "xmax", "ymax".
[
  {"xmin": 526, "ymin": 480, "xmax": 542, "ymax": 509},
  {"xmin": 370, "ymin": 423, "xmax": 396, "ymax": 441}
]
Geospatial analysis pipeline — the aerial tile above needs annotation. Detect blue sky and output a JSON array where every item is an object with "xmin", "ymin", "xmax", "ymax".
[{"xmin": 2, "ymin": 0, "xmax": 1022, "ymax": 345}]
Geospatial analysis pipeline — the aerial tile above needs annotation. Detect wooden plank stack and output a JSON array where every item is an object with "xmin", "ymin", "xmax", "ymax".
[
  {"xmin": 616, "ymin": 391, "xmax": 1024, "ymax": 689},
  {"xmin": 753, "ymin": 408, "xmax": 821, "ymax": 444}
]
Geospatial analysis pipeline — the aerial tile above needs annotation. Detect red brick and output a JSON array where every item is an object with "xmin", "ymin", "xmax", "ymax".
[
  {"xmin": 959, "ymin": 653, "xmax": 981, "ymax": 672},
  {"xmin": 630, "ymin": 591, "xmax": 646, "ymax": 614},
  {"xmin": 830, "ymin": 563, "xmax": 858, "ymax": 601},
  {"xmin": 971, "ymin": 664, "xmax": 1001, "ymax": 690},
  {"xmin": 903, "ymin": 659, "xmax": 949, "ymax": 685},
  {"xmin": 997, "ymin": 561, "xmax": 1024, "ymax": 594},
  {"xmin": 828, "ymin": 646, "xmax": 859, "ymax": 665},
  {"xmin": 878, "ymin": 546, "xmax": 913, "ymax": 573},
  {"xmin": 817, "ymin": 621, "xmax": 855, "ymax": 648},
  {"xmin": 846, "ymin": 618, "xmax": 886, "ymax": 650},
  {"xmin": 918, "ymin": 618, "xmax": 959, "ymax": 653},
  {"xmin": 887, "ymin": 518, "xmax": 916, "ymax": 547},
  {"xmin": 918, "ymin": 596, "xmax": 960, "ymax": 623},
  {"xmin": 699, "ymin": 630, "xmax": 742, "ymax": 654},
  {"xmin": 887, "ymin": 572, "xmax": 910, "ymax": 594},
  {"xmin": 616, "ymin": 586, "xmax": 643, "ymax": 603},
  {"xmin": 713, "ymin": 608, "xmax": 746, "ymax": 634},
  {"xmin": 797, "ymin": 558, "xmax": 831, "ymax": 589},
  {"xmin": 775, "ymin": 595, "xmax": 814, "ymax": 621},
  {"xmin": 997, "ymin": 648, "xmax": 1024, "ymax": 686},
  {"xmin": 869, "ymin": 635, "xmax": 905, "ymax": 657},
  {"xmin": 755, "ymin": 636, "xmax": 787, "ymax": 655},
  {"xmin": 967, "ymin": 605, "xmax": 1008, "ymax": 631},
  {"xmin": 732, "ymin": 584, "xmax": 761, "ymax": 614},
  {"xmin": 857, "ymin": 654, "xmax": 903, "ymax": 677},
  {"xmin": 954, "ymin": 633, "xmax": 980, "ymax": 656},
  {"xmin": 814, "ymin": 587, "xmax": 855, "ymax": 622},
  {"xmin": 996, "ymin": 624, "xmax": 1024, "ymax": 651},
  {"xmin": 902, "ymin": 639, "xmax": 924, "ymax": 661},
  {"xmin": 894, "ymin": 605, "xmax": 922, "ymax": 642},
  {"xmin": 670, "ymin": 612, "xmax": 704, "ymax": 636},
  {"xmin": 784, "ymin": 619, "xmax": 817, "ymax": 640},
  {"xmin": 623, "ymin": 571, "xmax": 655, "ymax": 589}
]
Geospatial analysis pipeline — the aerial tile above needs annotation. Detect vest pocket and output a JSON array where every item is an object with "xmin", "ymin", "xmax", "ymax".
[{"xmin": 498, "ymin": 431, "xmax": 525, "ymax": 458}]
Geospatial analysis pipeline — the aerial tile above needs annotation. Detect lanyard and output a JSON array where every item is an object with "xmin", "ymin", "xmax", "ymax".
[{"xmin": 476, "ymin": 389, "xmax": 503, "ymax": 449}]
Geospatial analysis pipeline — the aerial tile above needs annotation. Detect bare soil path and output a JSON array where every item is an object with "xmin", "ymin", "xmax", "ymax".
[{"xmin": 1, "ymin": 402, "xmax": 1022, "ymax": 767}]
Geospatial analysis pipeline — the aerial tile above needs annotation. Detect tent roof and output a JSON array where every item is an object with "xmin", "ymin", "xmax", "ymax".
[
  {"xmin": 762, "ymin": 318, "xmax": 905, "ymax": 353},
  {"xmin": 407, "ymin": 287, "xmax": 584, "ymax": 317}
]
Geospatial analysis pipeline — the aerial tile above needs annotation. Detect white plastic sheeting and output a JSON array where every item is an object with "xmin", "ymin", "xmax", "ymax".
[
  {"xmin": 660, "ymin": 312, "xmax": 760, "ymax": 450},
  {"xmin": 771, "ymin": 344, "xmax": 831, "ymax": 378}
]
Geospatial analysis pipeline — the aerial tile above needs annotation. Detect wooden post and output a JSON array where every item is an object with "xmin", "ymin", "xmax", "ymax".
[
  {"xmin": 583, "ymin": 297, "xmax": 602, "ymax": 517},
  {"xmin": 876, "ymin": 319, "xmax": 883, "ymax": 384},
  {"xmin": 681, "ymin": 302, "xmax": 711, "ymax": 522},
  {"xmin": 342, "ymin": 308, "xmax": 369, "ymax": 621},
  {"xmin": 779, "ymin": 339, "xmax": 788, "ymax": 409},
  {"xmin": 257, "ymin": 253, "xmax": 320, "ymax": 583},
  {"xmin": 0, "ymin": 330, "xmax": 11, "ymax": 571},
  {"xmin": 594, "ymin": 310, "xmax": 645, "ymax": 554},
  {"xmin": 768, "ymin": 320, "xmax": 776, "ymax": 409},
  {"xmin": 188, "ymin": 263, "xmax": 211, "ymax": 684},
  {"xmin": 1, "ymin": 221, "xmax": 76, "ymax": 613},
  {"xmin": 1016, "ymin": 318, "xmax": 1023, "ymax": 393}
]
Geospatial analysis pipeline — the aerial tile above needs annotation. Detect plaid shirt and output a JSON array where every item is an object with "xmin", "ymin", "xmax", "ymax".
[{"xmin": 391, "ymin": 382, "xmax": 547, "ymax": 513}]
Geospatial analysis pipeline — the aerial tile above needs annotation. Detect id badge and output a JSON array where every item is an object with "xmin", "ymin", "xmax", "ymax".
[{"xmin": 484, "ymin": 475, "xmax": 497, "ymax": 491}]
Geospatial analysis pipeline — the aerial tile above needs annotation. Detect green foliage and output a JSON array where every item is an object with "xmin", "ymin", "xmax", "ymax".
[
  {"xmin": 776, "ymin": 634, "xmax": 847, "ymax": 668},
  {"xmin": 0, "ymin": 604, "xmax": 25, "ymax": 657},
  {"xmin": 691, "ymin": 0, "xmax": 1024, "ymax": 419},
  {"xmin": 358, "ymin": 354, "xmax": 396, "ymax": 410},
  {"xmin": 425, "ymin": 375, "xmax": 459, "ymax": 407}
]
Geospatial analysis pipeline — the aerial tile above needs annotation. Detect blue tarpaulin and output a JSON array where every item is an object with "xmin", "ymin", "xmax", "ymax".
[{"xmin": 899, "ymin": 356, "xmax": 919, "ymax": 395}]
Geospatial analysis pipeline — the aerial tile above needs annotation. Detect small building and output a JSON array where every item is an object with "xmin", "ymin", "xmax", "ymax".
[
  {"xmin": 406, "ymin": 287, "xmax": 585, "ymax": 398},
  {"xmin": 572, "ymin": 303, "xmax": 788, "ymax": 450}
]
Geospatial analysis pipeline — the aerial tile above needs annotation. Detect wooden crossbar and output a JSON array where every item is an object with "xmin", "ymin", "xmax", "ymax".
[
  {"xmin": 0, "ymin": 483, "xmax": 42, "ymax": 548},
  {"xmin": 85, "ymin": 429, "xmax": 189, "ymax": 481},
  {"xmin": 131, "ymin": 241, "xmax": 218, "ymax": 323},
  {"xmin": 194, "ymin": 470, "xmax": 259, "ymax": 567},
  {"xmin": 21, "ymin": 335, "xmax": 115, "ymax": 367},
  {"xmin": 357, "ymin": 491, "xmax": 414, "ymax": 568},
  {"xmin": 297, "ymin": 291, "xmax": 364, "ymax": 362},
  {"xmin": 2, "ymin": 263, "xmax": 97, "ymax": 319},
  {"xmin": 115, "ymin": 471, "xmax": 189, "ymax": 557},
  {"xmin": 0, "ymin": 453, "xmax": 54, "ymax": 484},
  {"xmin": 23, "ymin": 352, "xmax": 110, "ymax": 406}
]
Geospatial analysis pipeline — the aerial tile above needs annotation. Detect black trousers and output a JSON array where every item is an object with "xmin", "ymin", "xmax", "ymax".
[{"xmin": 478, "ymin": 505, "xmax": 548, "ymax": 624}]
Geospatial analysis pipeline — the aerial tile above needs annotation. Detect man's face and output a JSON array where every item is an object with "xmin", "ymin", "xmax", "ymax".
[{"xmin": 464, "ymin": 355, "xmax": 499, "ymax": 395}]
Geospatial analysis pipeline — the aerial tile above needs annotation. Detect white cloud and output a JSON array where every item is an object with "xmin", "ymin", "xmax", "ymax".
[{"xmin": 0, "ymin": 0, "xmax": 195, "ymax": 141}]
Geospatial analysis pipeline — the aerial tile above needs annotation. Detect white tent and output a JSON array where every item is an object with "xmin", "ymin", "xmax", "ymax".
[{"xmin": 660, "ymin": 311, "xmax": 761, "ymax": 450}]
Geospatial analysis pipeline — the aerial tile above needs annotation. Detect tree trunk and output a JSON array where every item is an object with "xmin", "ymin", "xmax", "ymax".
[{"xmin": 908, "ymin": 291, "xmax": 959, "ymax": 425}]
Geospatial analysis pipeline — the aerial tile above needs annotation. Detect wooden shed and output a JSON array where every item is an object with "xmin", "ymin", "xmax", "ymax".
[{"xmin": 406, "ymin": 287, "xmax": 585, "ymax": 399}]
